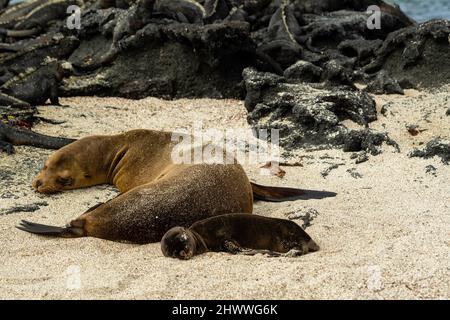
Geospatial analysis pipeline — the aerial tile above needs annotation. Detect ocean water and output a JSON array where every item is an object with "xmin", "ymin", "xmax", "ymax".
[
  {"xmin": 392, "ymin": 0, "xmax": 450, "ymax": 22},
  {"xmin": 6, "ymin": 0, "xmax": 450, "ymax": 23}
]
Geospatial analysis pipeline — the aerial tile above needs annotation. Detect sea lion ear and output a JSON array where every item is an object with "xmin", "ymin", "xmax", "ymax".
[{"xmin": 60, "ymin": 170, "xmax": 71, "ymax": 178}]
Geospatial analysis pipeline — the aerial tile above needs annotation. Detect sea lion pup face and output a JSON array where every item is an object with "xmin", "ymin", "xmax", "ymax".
[
  {"xmin": 32, "ymin": 150, "xmax": 91, "ymax": 194},
  {"xmin": 161, "ymin": 227, "xmax": 197, "ymax": 260}
]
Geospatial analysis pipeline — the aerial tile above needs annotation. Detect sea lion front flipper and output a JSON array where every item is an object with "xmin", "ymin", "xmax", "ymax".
[
  {"xmin": 281, "ymin": 249, "xmax": 305, "ymax": 258},
  {"xmin": 222, "ymin": 239, "xmax": 243, "ymax": 254},
  {"xmin": 239, "ymin": 249, "xmax": 282, "ymax": 257},
  {"xmin": 16, "ymin": 220, "xmax": 86, "ymax": 238},
  {"xmin": 251, "ymin": 182, "xmax": 337, "ymax": 202},
  {"xmin": 222, "ymin": 240, "xmax": 281, "ymax": 257}
]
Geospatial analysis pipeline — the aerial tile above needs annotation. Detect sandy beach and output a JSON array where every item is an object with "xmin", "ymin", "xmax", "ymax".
[{"xmin": 0, "ymin": 88, "xmax": 449, "ymax": 299}]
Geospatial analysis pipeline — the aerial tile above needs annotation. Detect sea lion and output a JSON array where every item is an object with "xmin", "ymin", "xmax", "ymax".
[
  {"xmin": 17, "ymin": 129, "xmax": 336, "ymax": 243},
  {"xmin": 161, "ymin": 213, "xmax": 320, "ymax": 259}
]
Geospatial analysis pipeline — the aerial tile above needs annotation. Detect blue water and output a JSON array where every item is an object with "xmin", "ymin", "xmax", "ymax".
[
  {"xmin": 7, "ymin": 0, "xmax": 450, "ymax": 23},
  {"xmin": 391, "ymin": 0, "xmax": 450, "ymax": 22}
]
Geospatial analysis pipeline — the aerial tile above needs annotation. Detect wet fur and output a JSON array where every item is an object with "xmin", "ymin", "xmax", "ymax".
[{"xmin": 161, "ymin": 213, "xmax": 320, "ymax": 259}]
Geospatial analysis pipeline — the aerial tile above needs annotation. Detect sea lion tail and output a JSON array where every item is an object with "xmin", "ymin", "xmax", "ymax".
[
  {"xmin": 251, "ymin": 182, "xmax": 337, "ymax": 202},
  {"xmin": 16, "ymin": 220, "xmax": 85, "ymax": 238}
]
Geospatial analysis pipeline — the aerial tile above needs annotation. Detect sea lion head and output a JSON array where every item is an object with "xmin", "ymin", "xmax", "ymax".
[
  {"xmin": 32, "ymin": 149, "xmax": 92, "ymax": 194},
  {"xmin": 161, "ymin": 227, "xmax": 197, "ymax": 260}
]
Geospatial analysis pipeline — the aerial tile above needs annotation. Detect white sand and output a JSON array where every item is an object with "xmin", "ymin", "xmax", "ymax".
[{"xmin": 0, "ymin": 89, "xmax": 449, "ymax": 299}]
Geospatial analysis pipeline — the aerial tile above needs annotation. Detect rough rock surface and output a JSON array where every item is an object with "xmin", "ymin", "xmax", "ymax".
[
  {"xmin": 409, "ymin": 138, "xmax": 450, "ymax": 164},
  {"xmin": 365, "ymin": 70, "xmax": 404, "ymax": 95},
  {"xmin": 363, "ymin": 20, "xmax": 450, "ymax": 88},
  {"xmin": 244, "ymin": 68, "xmax": 398, "ymax": 152},
  {"xmin": 63, "ymin": 20, "xmax": 255, "ymax": 99},
  {"xmin": 0, "ymin": 0, "xmax": 421, "ymax": 103}
]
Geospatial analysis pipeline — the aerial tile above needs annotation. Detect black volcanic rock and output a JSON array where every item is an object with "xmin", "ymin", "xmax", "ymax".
[
  {"xmin": 409, "ymin": 138, "xmax": 450, "ymax": 164},
  {"xmin": 343, "ymin": 129, "xmax": 399, "ymax": 155},
  {"xmin": 0, "ymin": 0, "xmax": 420, "ymax": 103},
  {"xmin": 365, "ymin": 70, "xmax": 404, "ymax": 94},
  {"xmin": 364, "ymin": 20, "xmax": 450, "ymax": 88},
  {"xmin": 244, "ymin": 68, "xmax": 398, "ymax": 153},
  {"xmin": 283, "ymin": 60, "xmax": 322, "ymax": 83},
  {"xmin": 63, "ymin": 21, "xmax": 256, "ymax": 99}
]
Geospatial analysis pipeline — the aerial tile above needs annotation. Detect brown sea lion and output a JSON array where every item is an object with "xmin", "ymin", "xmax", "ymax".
[
  {"xmin": 161, "ymin": 213, "xmax": 320, "ymax": 259},
  {"xmin": 17, "ymin": 129, "xmax": 336, "ymax": 243}
]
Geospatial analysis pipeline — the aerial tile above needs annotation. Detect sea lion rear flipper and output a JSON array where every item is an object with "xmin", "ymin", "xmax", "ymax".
[
  {"xmin": 16, "ymin": 220, "xmax": 85, "ymax": 238},
  {"xmin": 240, "ymin": 249, "xmax": 282, "ymax": 257},
  {"xmin": 251, "ymin": 182, "xmax": 337, "ymax": 202}
]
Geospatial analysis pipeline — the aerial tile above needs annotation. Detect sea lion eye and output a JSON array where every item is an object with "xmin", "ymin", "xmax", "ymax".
[{"xmin": 56, "ymin": 177, "xmax": 73, "ymax": 186}]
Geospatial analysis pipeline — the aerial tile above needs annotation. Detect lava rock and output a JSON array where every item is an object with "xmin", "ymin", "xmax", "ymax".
[
  {"xmin": 365, "ymin": 70, "xmax": 404, "ymax": 95},
  {"xmin": 380, "ymin": 103, "xmax": 393, "ymax": 116},
  {"xmin": 1, "ymin": 202, "xmax": 48, "ymax": 216},
  {"xmin": 409, "ymin": 138, "xmax": 450, "ymax": 164},
  {"xmin": 63, "ymin": 21, "xmax": 256, "ymax": 99},
  {"xmin": 321, "ymin": 163, "xmax": 342, "ymax": 178},
  {"xmin": 283, "ymin": 60, "xmax": 322, "ymax": 83},
  {"xmin": 364, "ymin": 20, "xmax": 450, "ymax": 88},
  {"xmin": 338, "ymin": 38, "xmax": 383, "ymax": 66},
  {"xmin": 0, "ymin": 0, "xmax": 417, "ymax": 103},
  {"xmin": 425, "ymin": 165, "xmax": 437, "ymax": 176},
  {"xmin": 347, "ymin": 168, "xmax": 363, "ymax": 179},
  {"xmin": 351, "ymin": 151, "xmax": 369, "ymax": 164},
  {"xmin": 244, "ymin": 68, "xmax": 383, "ymax": 151},
  {"xmin": 287, "ymin": 208, "xmax": 319, "ymax": 229},
  {"xmin": 343, "ymin": 129, "xmax": 400, "ymax": 155}
]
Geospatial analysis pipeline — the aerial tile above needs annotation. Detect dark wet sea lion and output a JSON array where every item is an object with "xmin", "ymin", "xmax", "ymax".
[
  {"xmin": 17, "ymin": 129, "xmax": 336, "ymax": 243},
  {"xmin": 161, "ymin": 213, "xmax": 320, "ymax": 259}
]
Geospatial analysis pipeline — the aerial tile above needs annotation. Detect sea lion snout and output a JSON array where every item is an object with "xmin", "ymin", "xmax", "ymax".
[
  {"xmin": 33, "ymin": 179, "xmax": 43, "ymax": 189},
  {"xmin": 32, "ymin": 169, "xmax": 72, "ymax": 194},
  {"xmin": 32, "ymin": 174, "xmax": 60, "ymax": 194},
  {"xmin": 307, "ymin": 239, "xmax": 320, "ymax": 252}
]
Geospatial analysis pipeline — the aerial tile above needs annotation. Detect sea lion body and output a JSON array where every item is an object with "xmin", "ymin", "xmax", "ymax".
[
  {"xmin": 18, "ymin": 129, "xmax": 335, "ymax": 244},
  {"xmin": 77, "ymin": 163, "xmax": 253, "ymax": 243},
  {"xmin": 161, "ymin": 213, "xmax": 320, "ymax": 259},
  {"xmin": 29, "ymin": 129, "xmax": 253, "ymax": 243}
]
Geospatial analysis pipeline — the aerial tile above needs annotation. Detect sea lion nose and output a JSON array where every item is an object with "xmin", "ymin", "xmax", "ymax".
[
  {"xmin": 34, "ymin": 179, "xmax": 43, "ymax": 189},
  {"xmin": 179, "ymin": 250, "xmax": 191, "ymax": 259}
]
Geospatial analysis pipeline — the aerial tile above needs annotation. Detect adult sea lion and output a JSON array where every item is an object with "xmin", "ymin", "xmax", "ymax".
[
  {"xmin": 161, "ymin": 213, "xmax": 320, "ymax": 259},
  {"xmin": 16, "ymin": 129, "xmax": 336, "ymax": 243}
]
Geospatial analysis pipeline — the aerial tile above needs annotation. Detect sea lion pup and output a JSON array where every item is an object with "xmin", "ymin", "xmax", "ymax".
[
  {"xmin": 161, "ymin": 213, "xmax": 320, "ymax": 259},
  {"xmin": 17, "ymin": 129, "xmax": 336, "ymax": 243}
]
